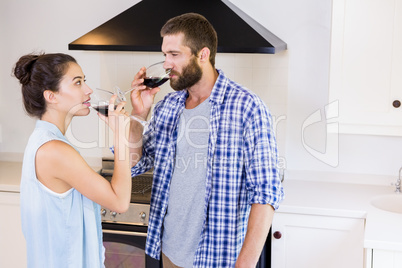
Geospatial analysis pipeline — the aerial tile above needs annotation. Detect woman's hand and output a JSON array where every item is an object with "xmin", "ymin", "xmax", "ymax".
[{"xmin": 96, "ymin": 94, "xmax": 130, "ymax": 146}]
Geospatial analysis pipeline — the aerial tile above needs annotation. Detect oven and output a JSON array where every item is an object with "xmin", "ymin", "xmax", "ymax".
[{"xmin": 100, "ymin": 159, "xmax": 160, "ymax": 268}]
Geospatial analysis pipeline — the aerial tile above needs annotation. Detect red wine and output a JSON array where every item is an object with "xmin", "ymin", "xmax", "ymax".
[
  {"xmin": 143, "ymin": 77, "xmax": 169, "ymax": 88},
  {"xmin": 92, "ymin": 105, "xmax": 116, "ymax": 116}
]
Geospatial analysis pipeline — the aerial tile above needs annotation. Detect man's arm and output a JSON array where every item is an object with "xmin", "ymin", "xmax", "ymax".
[
  {"xmin": 128, "ymin": 67, "xmax": 160, "ymax": 168},
  {"xmin": 235, "ymin": 203, "xmax": 275, "ymax": 268}
]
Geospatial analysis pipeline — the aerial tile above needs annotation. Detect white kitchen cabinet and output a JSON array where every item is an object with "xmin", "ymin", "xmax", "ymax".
[
  {"xmin": 329, "ymin": 0, "xmax": 402, "ymax": 136},
  {"xmin": 271, "ymin": 212, "xmax": 365, "ymax": 268},
  {"xmin": 367, "ymin": 249, "xmax": 402, "ymax": 268},
  {"xmin": 0, "ymin": 192, "xmax": 27, "ymax": 268}
]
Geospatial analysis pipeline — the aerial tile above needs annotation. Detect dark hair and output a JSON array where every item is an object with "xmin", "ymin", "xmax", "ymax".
[
  {"xmin": 13, "ymin": 52, "xmax": 77, "ymax": 118},
  {"xmin": 160, "ymin": 13, "xmax": 218, "ymax": 67}
]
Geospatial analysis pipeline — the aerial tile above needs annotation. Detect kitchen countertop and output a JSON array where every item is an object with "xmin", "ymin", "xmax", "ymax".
[
  {"xmin": 0, "ymin": 162, "xmax": 23, "ymax": 192},
  {"xmin": 2, "ymin": 161, "xmax": 402, "ymax": 252},
  {"xmin": 276, "ymin": 179, "xmax": 402, "ymax": 252}
]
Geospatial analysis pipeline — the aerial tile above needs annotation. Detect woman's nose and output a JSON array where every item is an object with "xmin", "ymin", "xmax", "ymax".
[{"xmin": 85, "ymin": 84, "xmax": 93, "ymax": 95}]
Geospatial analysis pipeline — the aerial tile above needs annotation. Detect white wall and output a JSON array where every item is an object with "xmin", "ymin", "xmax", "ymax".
[
  {"xmin": 1, "ymin": 0, "xmax": 401, "ymax": 183},
  {"xmin": 232, "ymin": 0, "xmax": 402, "ymax": 183},
  {"xmin": 0, "ymin": 0, "xmax": 138, "ymax": 165}
]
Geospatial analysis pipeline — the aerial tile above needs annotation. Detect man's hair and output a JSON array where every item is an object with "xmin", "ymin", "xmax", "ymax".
[{"xmin": 161, "ymin": 13, "xmax": 218, "ymax": 67}]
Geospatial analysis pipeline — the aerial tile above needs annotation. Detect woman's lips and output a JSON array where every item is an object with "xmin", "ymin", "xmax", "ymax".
[{"xmin": 83, "ymin": 99, "xmax": 91, "ymax": 107}]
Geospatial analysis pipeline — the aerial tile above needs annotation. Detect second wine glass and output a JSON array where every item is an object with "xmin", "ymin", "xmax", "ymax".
[
  {"xmin": 114, "ymin": 61, "xmax": 171, "ymax": 102},
  {"xmin": 143, "ymin": 61, "xmax": 171, "ymax": 88}
]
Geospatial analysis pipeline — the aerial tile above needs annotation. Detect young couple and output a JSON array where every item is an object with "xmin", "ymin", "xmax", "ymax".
[{"xmin": 16, "ymin": 13, "xmax": 283, "ymax": 268}]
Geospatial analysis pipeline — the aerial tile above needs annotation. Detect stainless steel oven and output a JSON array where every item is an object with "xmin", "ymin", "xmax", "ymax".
[{"xmin": 100, "ymin": 159, "xmax": 160, "ymax": 268}]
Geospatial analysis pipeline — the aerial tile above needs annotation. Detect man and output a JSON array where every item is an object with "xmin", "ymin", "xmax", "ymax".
[{"xmin": 128, "ymin": 12, "xmax": 284, "ymax": 268}]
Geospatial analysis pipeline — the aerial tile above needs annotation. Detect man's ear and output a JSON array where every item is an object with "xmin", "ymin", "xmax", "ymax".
[
  {"xmin": 43, "ymin": 90, "xmax": 58, "ymax": 104},
  {"xmin": 199, "ymin": 47, "xmax": 210, "ymax": 62}
]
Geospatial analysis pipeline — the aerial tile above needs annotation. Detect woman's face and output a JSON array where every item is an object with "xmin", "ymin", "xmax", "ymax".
[{"xmin": 56, "ymin": 62, "xmax": 93, "ymax": 117}]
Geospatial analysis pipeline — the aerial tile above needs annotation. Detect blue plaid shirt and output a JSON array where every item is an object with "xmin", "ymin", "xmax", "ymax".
[{"xmin": 131, "ymin": 69, "xmax": 284, "ymax": 267}]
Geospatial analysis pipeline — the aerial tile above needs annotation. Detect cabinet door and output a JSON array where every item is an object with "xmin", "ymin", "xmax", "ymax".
[
  {"xmin": 329, "ymin": 0, "xmax": 402, "ymax": 136},
  {"xmin": 0, "ymin": 192, "xmax": 27, "ymax": 267},
  {"xmin": 371, "ymin": 249, "xmax": 402, "ymax": 268},
  {"xmin": 271, "ymin": 213, "xmax": 365, "ymax": 268}
]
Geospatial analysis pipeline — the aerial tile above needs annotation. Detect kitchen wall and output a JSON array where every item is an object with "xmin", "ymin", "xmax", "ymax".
[{"xmin": 1, "ymin": 0, "xmax": 401, "ymax": 184}]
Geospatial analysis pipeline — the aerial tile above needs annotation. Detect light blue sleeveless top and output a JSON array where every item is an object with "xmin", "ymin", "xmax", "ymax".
[{"xmin": 20, "ymin": 120, "xmax": 105, "ymax": 268}]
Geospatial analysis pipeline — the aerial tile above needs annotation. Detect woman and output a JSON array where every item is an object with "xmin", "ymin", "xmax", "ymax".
[{"xmin": 13, "ymin": 52, "xmax": 135, "ymax": 267}]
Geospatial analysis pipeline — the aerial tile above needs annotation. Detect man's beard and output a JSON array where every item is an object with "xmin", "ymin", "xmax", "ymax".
[{"xmin": 170, "ymin": 57, "xmax": 203, "ymax": 91}]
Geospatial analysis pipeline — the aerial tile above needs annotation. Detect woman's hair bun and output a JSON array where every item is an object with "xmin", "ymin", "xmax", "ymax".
[{"xmin": 13, "ymin": 53, "xmax": 42, "ymax": 85}]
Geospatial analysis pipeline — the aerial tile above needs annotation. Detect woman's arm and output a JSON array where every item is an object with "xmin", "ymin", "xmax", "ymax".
[
  {"xmin": 36, "ymin": 96, "xmax": 132, "ymax": 213},
  {"xmin": 36, "ymin": 140, "xmax": 130, "ymax": 213}
]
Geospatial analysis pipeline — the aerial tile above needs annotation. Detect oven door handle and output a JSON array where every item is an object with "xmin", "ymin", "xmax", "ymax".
[{"xmin": 102, "ymin": 229, "xmax": 147, "ymax": 237}]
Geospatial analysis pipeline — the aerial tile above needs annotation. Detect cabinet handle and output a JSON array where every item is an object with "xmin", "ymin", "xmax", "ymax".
[
  {"xmin": 393, "ymin": 100, "xmax": 401, "ymax": 108},
  {"xmin": 273, "ymin": 231, "xmax": 282, "ymax": 239}
]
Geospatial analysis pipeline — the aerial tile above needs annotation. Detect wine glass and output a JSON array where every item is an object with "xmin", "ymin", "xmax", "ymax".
[
  {"xmin": 90, "ymin": 88, "xmax": 149, "ymax": 127},
  {"xmin": 89, "ymin": 88, "xmax": 114, "ymax": 117},
  {"xmin": 114, "ymin": 61, "xmax": 171, "ymax": 102},
  {"xmin": 143, "ymin": 61, "xmax": 171, "ymax": 88}
]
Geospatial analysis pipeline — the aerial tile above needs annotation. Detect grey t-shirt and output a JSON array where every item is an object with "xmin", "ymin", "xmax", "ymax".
[{"xmin": 162, "ymin": 97, "xmax": 210, "ymax": 267}]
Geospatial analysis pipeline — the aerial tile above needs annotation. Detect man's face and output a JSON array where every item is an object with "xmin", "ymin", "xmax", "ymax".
[
  {"xmin": 162, "ymin": 33, "xmax": 203, "ymax": 91},
  {"xmin": 169, "ymin": 55, "xmax": 202, "ymax": 91}
]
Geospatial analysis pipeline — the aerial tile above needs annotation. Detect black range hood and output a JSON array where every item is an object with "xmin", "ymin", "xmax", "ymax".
[{"xmin": 69, "ymin": 0, "xmax": 286, "ymax": 54}]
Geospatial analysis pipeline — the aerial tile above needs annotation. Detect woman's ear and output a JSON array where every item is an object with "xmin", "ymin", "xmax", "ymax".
[{"xmin": 43, "ymin": 90, "xmax": 58, "ymax": 104}]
